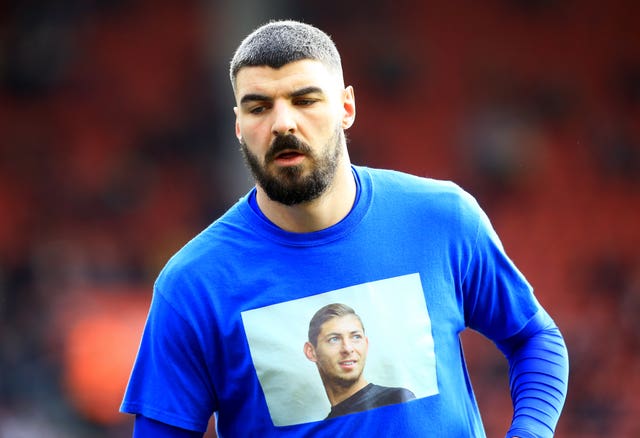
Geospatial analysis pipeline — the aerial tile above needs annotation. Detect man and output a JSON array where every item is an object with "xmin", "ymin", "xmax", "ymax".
[
  {"xmin": 121, "ymin": 20, "xmax": 568, "ymax": 437},
  {"xmin": 303, "ymin": 303, "xmax": 416, "ymax": 419}
]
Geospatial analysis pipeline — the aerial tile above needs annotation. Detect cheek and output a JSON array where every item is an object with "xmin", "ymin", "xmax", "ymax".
[
  {"xmin": 352, "ymin": 341, "xmax": 366, "ymax": 355},
  {"xmin": 316, "ymin": 347, "xmax": 337, "ymax": 364},
  {"xmin": 310, "ymin": 113, "xmax": 338, "ymax": 135},
  {"xmin": 236, "ymin": 119, "xmax": 251, "ymax": 140},
  {"xmin": 239, "ymin": 119, "xmax": 270, "ymax": 147}
]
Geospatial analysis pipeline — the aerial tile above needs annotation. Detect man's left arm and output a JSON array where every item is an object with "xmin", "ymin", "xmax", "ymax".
[
  {"xmin": 457, "ymin": 191, "xmax": 569, "ymax": 437},
  {"xmin": 495, "ymin": 310, "xmax": 569, "ymax": 438}
]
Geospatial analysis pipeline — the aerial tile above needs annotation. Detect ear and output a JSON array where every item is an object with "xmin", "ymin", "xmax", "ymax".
[
  {"xmin": 341, "ymin": 85, "xmax": 356, "ymax": 130},
  {"xmin": 234, "ymin": 107, "xmax": 242, "ymax": 142},
  {"xmin": 304, "ymin": 342, "xmax": 317, "ymax": 362}
]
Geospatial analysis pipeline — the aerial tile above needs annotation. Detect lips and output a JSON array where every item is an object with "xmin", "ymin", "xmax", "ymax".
[
  {"xmin": 273, "ymin": 149, "xmax": 306, "ymax": 165},
  {"xmin": 275, "ymin": 150, "xmax": 303, "ymax": 159},
  {"xmin": 339, "ymin": 359, "xmax": 357, "ymax": 370}
]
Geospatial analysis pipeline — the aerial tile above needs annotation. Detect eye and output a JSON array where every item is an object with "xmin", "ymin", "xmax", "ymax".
[
  {"xmin": 249, "ymin": 105, "xmax": 267, "ymax": 114},
  {"xmin": 294, "ymin": 98, "xmax": 317, "ymax": 106},
  {"xmin": 327, "ymin": 336, "xmax": 340, "ymax": 344}
]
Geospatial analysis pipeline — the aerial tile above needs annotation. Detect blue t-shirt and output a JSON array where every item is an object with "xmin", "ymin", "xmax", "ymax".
[{"xmin": 121, "ymin": 166, "xmax": 547, "ymax": 437}]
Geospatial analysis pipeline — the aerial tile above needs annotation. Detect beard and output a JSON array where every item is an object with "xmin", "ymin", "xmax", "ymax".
[
  {"xmin": 318, "ymin": 361, "xmax": 366, "ymax": 392},
  {"xmin": 240, "ymin": 126, "xmax": 344, "ymax": 206},
  {"xmin": 325, "ymin": 371, "xmax": 364, "ymax": 389}
]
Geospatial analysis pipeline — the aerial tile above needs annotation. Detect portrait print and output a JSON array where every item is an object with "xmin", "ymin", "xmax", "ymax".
[{"xmin": 241, "ymin": 273, "xmax": 438, "ymax": 426}]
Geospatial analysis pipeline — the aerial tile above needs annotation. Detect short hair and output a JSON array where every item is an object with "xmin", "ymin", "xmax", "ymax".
[
  {"xmin": 308, "ymin": 303, "xmax": 364, "ymax": 347},
  {"xmin": 229, "ymin": 20, "xmax": 343, "ymax": 91}
]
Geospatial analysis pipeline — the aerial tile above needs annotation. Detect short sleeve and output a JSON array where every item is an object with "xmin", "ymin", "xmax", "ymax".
[
  {"xmin": 461, "ymin": 200, "xmax": 542, "ymax": 342},
  {"xmin": 120, "ymin": 289, "xmax": 217, "ymax": 433}
]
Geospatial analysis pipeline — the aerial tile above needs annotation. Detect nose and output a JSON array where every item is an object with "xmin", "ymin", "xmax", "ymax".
[
  {"xmin": 271, "ymin": 101, "xmax": 296, "ymax": 136},
  {"xmin": 341, "ymin": 339, "xmax": 354, "ymax": 354}
]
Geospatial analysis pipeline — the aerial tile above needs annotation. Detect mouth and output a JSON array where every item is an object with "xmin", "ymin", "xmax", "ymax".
[
  {"xmin": 276, "ymin": 150, "xmax": 303, "ymax": 158},
  {"xmin": 339, "ymin": 359, "xmax": 357, "ymax": 370},
  {"xmin": 273, "ymin": 149, "xmax": 305, "ymax": 165}
]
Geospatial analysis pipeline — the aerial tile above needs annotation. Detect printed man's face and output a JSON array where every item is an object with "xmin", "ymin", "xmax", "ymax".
[{"xmin": 308, "ymin": 314, "xmax": 369, "ymax": 388}]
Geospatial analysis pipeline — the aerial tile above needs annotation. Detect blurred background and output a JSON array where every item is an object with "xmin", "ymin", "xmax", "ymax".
[{"xmin": 0, "ymin": 0, "xmax": 638, "ymax": 436}]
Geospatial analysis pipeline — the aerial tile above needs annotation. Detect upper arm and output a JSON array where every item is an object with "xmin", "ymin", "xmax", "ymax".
[
  {"xmin": 120, "ymin": 289, "xmax": 217, "ymax": 432},
  {"xmin": 460, "ymin": 195, "xmax": 540, "ymax": 341}
]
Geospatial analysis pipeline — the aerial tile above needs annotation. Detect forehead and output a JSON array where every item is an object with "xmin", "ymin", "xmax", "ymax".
[
  {"xmin": 234, "ymin": 59, "xmax": 339, "ymax": 100},
  {"xmin": 319, "ymin": 314, "xmax": 363, "ymax": 334}
]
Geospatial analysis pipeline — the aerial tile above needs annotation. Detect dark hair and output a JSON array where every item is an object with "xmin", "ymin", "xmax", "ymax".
[
  {"xmin": 229, "ymin": 20, "xmax": 343, "ymax": 91},
  {"xmin": 308, "ymin": 303, "xmax": 364, "ymax": 347}
]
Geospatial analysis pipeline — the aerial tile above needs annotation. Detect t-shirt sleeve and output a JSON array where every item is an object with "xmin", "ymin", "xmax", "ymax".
[
  {"xmin": 458, "ymin": 193, "xmax": 568, "ymax": 437},
  {"xmin": 120, "ymin": 288, "xmax": 217, "ymax": 433},
  {"xmin": 133, "ymin": 414, "xmax": 205, "ymax": 438},
  {"xmin": 460, "ymin": 196, "xmax": 542, "ymax": 341}
]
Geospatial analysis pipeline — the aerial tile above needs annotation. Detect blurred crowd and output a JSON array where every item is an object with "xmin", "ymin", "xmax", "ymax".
[{"xmin": 0, "ymin": 1, "xmax": 638, "ymax": 437}]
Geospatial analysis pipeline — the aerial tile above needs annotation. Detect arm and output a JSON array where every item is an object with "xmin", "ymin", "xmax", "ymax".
[
  {"xmin": 133, "ymin": 415, "xmax": 204, "ymax": 438},
  {"xmin": 457, "ymin": 191, "xmax": 569, "ymax": 437},
  {"xmin": 496, "ymin": 311, "xmax": 569, "ymax": 438},
  {"xmin": 120, "ymin": 290, "xmax": 217, "ymax": 433}
]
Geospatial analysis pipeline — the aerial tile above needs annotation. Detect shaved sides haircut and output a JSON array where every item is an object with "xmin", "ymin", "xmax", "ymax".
[{"xmin": 229, "ymin": 20, "xmax": 344, "ymax": 92}]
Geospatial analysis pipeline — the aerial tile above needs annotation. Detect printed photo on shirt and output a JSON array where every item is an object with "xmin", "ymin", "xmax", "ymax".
[{"xmin": 241, "ymin": 273, "xmax": 439, "ymax": 426}]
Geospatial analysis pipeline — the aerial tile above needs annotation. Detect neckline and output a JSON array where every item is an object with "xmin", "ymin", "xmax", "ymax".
[{"xmin": 239, "ymin": 166, "xmax": 371, "ymax": 247}]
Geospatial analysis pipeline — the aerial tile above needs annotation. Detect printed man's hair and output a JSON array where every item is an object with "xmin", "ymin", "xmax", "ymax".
[{"xmin": 308, "ymin": 303, "xmax": 364, "ymax": 347}]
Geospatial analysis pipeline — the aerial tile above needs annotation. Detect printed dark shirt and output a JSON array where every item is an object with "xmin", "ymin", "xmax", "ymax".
[{"xmin": 326, "ymin": 383, "xmax": 416, "ymax": 419}]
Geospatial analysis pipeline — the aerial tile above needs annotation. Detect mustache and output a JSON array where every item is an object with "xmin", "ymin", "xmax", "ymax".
[{"xmin": 265, "ymin": 135, "xmax": 312, "ymax": 162}]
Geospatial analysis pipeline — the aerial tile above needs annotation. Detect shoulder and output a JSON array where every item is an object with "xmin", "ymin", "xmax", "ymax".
[
  {"xmin": 358, "ymin": 166, "xmax": 478, "ymax": 209},
  {"xmin": 155, "ymin": 195, "xmax": 255, "ymax": 294},
  {"xmin": 358, "ymin": 166, "xmax": 457, "ymax": 191},
  {"xmin": 368, "ymin": 384, "xmax": 416, "ymax": 403},
  {"xmin": 356, "ymin": 166, "xmax": 484, "ymax": 230}
]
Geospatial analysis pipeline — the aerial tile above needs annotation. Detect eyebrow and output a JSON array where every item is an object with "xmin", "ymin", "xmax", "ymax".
[
  {"xmin": 290, "ymin": 86, "xmax": 323, "ymax": 98},
  {"xmin": 239, "ymin": 86, "xmax": 324, "ymax": 105},
  {"xmin": 240, "ymin": 93, "xmax": 270, "ymax": 105},
  {"xmin": 324, "ymin": 329, "xmax": 364, "ymax": 339}
]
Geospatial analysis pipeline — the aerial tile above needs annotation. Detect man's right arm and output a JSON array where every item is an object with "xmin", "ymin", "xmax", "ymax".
[
  {"xmin": 121, "ymin": 287, "xmax": 217, "ymax": 435},
  {"xmin": 133, "ymin": 415, "xmax": 204, "ymax": 438}
]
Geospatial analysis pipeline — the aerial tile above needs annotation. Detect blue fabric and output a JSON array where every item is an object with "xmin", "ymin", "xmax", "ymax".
[
  {"xmin": 120, "ymin": 166, "xmax": 567, "ymax": 437},
  {"xmin": 133, "ymin": 415, "xmax": 203, "ymax": 438},
  {"xmin": 497, "ymin": 311, "xmax": 569, "ymax": 438}
]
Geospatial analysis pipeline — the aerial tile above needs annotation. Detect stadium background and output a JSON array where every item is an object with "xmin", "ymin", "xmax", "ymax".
[{"xmin": 0, "ymin": 0, "xmax": 638, "ymax": 436}]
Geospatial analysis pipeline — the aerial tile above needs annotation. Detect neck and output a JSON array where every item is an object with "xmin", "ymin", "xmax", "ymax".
[
  {"xmin": 325, "ymin": 378, "xmax": 369, "ymax": 407},
  {"xmin": 255, "ymin": 159, "xmax": 356, "ymax": 233}
]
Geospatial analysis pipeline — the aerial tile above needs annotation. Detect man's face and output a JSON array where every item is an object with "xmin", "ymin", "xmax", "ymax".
[
  {"xmin": 308, "ymin": 314, "xmax": 369, "ymax": 388},
  {"xmin": 233, "ymin": 60, "xmax": 355, "ymax": 205}
]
